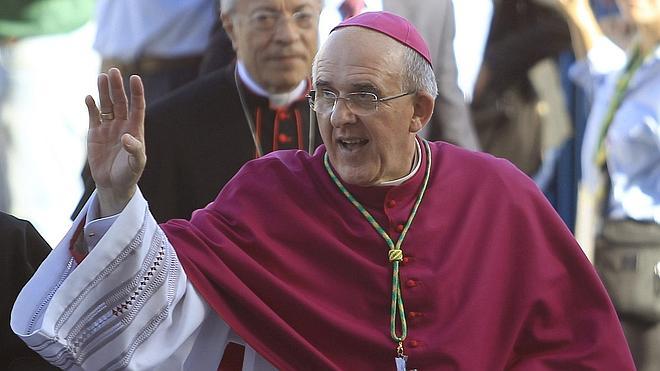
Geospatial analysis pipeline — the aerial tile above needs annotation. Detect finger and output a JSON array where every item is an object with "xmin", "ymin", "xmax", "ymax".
[
  {"xmin": 98, "ymin": 73, "xmax": 113, "ymax": 118},
  {"xmin": 108, "ymin": 68, "xmax": 129, "ymax": 120},
  {"xmin": 121, "ymin": 133, "xmax": 147, "ymax": 174},
  {"xmin": 128, "ymin": 75, "xmax": 146, "ymax": 139},
  {"xmin": 86, "ymin": 95, "xmax": 101, "ymax": 128}
]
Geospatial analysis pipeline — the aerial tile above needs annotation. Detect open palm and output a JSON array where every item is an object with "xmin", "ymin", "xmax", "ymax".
[{"xmin": 85, "ymin": 68, "xmax": 146, "ymax": 215}]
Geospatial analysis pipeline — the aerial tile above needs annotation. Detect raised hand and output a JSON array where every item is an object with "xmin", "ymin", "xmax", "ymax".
[
  {"xmin": 85, "ymin": 68, "xmax": 146, "ymax": 217},
  {"xmin": 546, "ymin": 0, "xmax": 600, "ymax": 59},
  {"xmin": 550, "ymin": 0, "xmax": 593, "ymax": 20}
]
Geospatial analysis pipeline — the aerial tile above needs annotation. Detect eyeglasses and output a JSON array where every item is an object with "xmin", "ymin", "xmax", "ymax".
[
  {"xmin": 248, "ymin": 9, "xmax": 317, "ymax": 31},
  {"xmin": 307, "ymin": 90, "xmax": 415, "ymax": 116}
]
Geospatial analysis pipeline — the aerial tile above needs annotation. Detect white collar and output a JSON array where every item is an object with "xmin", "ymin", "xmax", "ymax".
[
  {"xmin": 236, "ymin": 61, "xmax": 308, "ymax": 108},
  {"xmin": 378, "ymin": 139, "xmax": 422, "ymax": 187}
]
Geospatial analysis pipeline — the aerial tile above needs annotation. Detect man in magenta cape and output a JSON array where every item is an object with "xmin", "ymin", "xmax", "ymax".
[{"xmin": 13, "ymin": 9, "xmax": 634, "ymax": 371}]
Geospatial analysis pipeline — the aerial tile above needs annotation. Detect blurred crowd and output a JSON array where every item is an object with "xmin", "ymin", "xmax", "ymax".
[{"xmin": 1, "ymin": 0, "xmax": 658, "ymax": 369}]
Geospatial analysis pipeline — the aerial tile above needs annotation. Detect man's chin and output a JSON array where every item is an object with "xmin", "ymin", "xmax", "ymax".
[{"xmin": 335, "ymin": 167, "xmax": 376, "ymax": 187}]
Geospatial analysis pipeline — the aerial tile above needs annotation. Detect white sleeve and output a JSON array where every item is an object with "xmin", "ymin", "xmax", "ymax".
[
  {"xmin": 568, "ymin": 36, "xmax": 627, "ymax": 100},
  {"xmin": 10, "ymin": 189, "xmax": 231, "ymax": 371}
]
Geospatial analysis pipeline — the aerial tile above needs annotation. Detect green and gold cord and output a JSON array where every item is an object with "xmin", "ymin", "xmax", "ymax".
[{"xmin": 323, "ymin": 139, "xmax": 432, "ymax": 356}]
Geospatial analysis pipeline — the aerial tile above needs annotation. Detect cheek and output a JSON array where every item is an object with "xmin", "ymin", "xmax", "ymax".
[
  {"xmin": 317, "ymin": 117, "xmax": 333, "ymax": 143},
  {"xmin": 238, "ymin": 37, "xmax": 259, "ymax": 65},
  {"xmin": 303, "ymin": 35, "xmax": 319, "ymax": 59},
  {"xmin": 247, "ymin": 34, "xmax": 268, "ymax": 56},
  {"xmin": 373, "ymin": 117, "xmax": 409, "ymax": 146}
]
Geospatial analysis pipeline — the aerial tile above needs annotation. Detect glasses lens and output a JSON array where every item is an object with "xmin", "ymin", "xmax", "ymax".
[
  {"xmin": 309, "ymin": 91, "xmax": 380, "ymax": 115},
  {"xmin": 250, "ymin": 10, "xmax": 317, "ymax": 31},
  {"xmin": 346, "ymin": 92, "xmax": 377, "ymax": 115},
  {"xmin": 292, "ymin": 11, "xmax": 316, "ymax": 29},
  {"xmin": 310, "ymin": 90, "xmax": 334, "ymax": 114},
  {"xmin": 250, "ymin": 11, "xmax": 278, "ymax": 30}
]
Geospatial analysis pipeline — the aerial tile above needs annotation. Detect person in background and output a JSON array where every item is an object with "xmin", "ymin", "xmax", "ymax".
[
  {"xmin": 557, "ymin": 0, "xmax": 660, "ymax": 369},
  {"xmin": 13, "ymin": 11, "xmax": 634, "ymax": 370},
  {"xmin": 471, "ymin": 0, "xmax": 573, "ymax": 181},
  {"xmin": 114, "ymin": 0, "xmax": 321, "ymax": 223},
  {"xmin": 1, "ymin": 212, "xmax": 56, "ymax": 370},
  {"xmin": 592, "ymin": 0, "xmax": 636, "ymax": 49}
]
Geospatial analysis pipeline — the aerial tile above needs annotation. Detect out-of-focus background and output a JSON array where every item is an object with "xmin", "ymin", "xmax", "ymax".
[{"xmin": 0, "ymin": 0, "xmax": 634, "ymax": 247}]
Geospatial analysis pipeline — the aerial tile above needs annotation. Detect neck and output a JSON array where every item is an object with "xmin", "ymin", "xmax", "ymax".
[
  {"xmin": 379, "ymin": 138, "xmax": 421, "ymax": 187},
  {"xmin": 236, "ymin": 61, "xmax": 307, "ymax": 108}
]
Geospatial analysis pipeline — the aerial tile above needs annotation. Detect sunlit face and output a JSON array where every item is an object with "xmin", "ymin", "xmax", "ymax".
[
  {"xmin": 223, "ymin": 0, "xmax": 321, "ymax": 93},
  {"xmin": 616, "ymin": 0, "xmax": 660, "ymax": 27},
  {"xmin": 313, "ymin": 28, "xmax": 433, "ymax": 186}
]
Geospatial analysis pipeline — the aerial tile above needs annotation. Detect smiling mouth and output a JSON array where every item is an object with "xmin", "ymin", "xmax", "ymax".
[{"xmin": 338, "ymin": 138, "xmax": 369, "ymax": 151}]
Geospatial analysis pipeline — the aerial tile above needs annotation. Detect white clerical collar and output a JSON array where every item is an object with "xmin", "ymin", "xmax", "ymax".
[
  {"xmin": 237, "ymin": 61, "xmax": 308, "ymax": 108},
  {"xmin": 378, "ymin": 138, "xmax": 422, "ymax": 187}
]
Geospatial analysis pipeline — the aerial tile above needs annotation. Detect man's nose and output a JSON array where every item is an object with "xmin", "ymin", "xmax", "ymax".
[
  {"xmin": 330, "ymin": 98, "xmax": 357, "ymax": 128},
  {"xmin": 273, "ymin": 15, "xmax": 301, "ymax": 43}
]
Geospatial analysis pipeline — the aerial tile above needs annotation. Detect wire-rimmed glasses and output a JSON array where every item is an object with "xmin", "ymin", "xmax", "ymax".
[{"xmin": 307, "ymin": 90, "xmax": 415, "ymax": 116}]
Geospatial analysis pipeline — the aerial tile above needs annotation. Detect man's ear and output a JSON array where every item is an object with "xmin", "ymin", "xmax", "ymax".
[
  {"xmin": 221, "ymin": 13, "xmax": 238, "ymax": 51},
  {"xmin": 409, "ymin": 93, "xmax": 435, "ymax": 133}
]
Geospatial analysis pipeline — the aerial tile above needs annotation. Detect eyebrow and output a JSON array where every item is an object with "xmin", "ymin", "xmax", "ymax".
[
  {"xmin": 314, "ymin": 80, "xmax": 380, "ymax": 94},
  {"xmin": 293, "ymin": 4, "xmax": 314, "ymax": 12},
  {"xmin": 251, "ymin": 3, "xmax": 314, "ymax": 14},
  {"xmin": 251, "ymin": 5, "xmax": 278, "ymax": 12},
  {"xmin": 314, "ymin": 80, "xmax": 332, "ymax": 89},
  {"xmin": 349, "ymin": 83, "xmax": 379, "ymax": 94},
  {"xmin": 249, "ymin": 8, "xmax": 278, "ymax": 17}
]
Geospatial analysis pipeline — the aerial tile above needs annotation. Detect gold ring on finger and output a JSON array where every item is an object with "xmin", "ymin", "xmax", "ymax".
[{"xmin": 100, "ymin": 112, "xmax": 115, "ymax": 121}]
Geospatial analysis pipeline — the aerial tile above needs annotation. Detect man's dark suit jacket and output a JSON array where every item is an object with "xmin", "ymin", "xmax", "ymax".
[{"xmin": 1, "ymin": 212, "xmax": 57, "ymax": 370}]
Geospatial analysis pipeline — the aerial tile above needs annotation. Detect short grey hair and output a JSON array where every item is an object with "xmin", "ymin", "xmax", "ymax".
[
  {"xmin": 221, "ymin": 0, "xmax": 323, "ymax": 15},
  {"xmin": 401, "ymin": 47, "xmax": 438, "ymax": 98}
]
